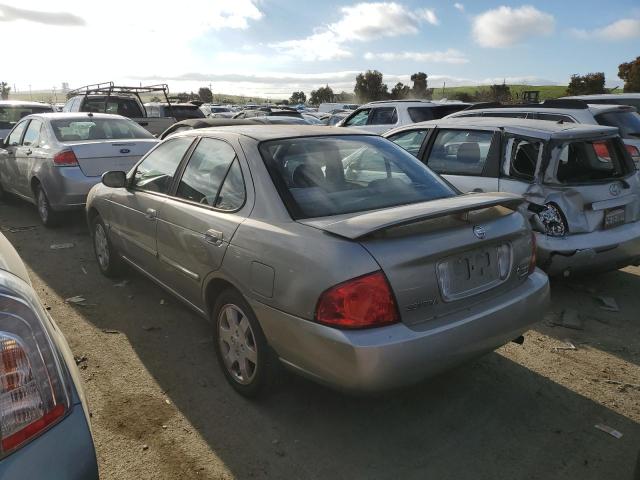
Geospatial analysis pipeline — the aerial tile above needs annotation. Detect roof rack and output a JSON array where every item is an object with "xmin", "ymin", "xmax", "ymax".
[
  {"xmin": 463, "ymin": 99, "xmax": 589, "ymax": 112},
  {"xmin": 67, "ymin": 81, "xmax": 174, "ymax": 116},
  {"xmin": 367, "ymin": 99, "xmax": 434, "ymax": 104}
]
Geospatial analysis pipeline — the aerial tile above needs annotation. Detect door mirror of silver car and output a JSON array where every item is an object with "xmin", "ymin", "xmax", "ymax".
[{"xmin": 102, "ymin": 171, "xmax": 127, "ymax": 188}]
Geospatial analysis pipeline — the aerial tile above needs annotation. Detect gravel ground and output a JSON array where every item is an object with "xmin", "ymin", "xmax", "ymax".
[{"xmin": 1, "ymin": 199, "xmax": 639, "ymax": 480}]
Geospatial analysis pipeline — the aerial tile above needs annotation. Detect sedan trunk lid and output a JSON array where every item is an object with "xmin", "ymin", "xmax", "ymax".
[{"xmin": 66, "ymin": 139, "xmax": 157, "ymax": 177}]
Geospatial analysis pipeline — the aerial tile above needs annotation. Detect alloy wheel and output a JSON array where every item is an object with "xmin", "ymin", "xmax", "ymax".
[{"xmin": 217, "ymin": 304, "xmax": 258, "ymax": 385}]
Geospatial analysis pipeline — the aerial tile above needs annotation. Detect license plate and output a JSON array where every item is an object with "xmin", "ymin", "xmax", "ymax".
[{"xmin": 604, "ymin": 208, "xmax": 625, "ymax": 229}]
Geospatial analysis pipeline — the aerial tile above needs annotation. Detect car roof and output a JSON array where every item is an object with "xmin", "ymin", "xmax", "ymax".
[
  {"xmin": 397, "ymin": 116, "xmax": 619, "ymax": 139},
  {"xmin": 0, "ymin": 100, "xmax": 52, "ymax": 108},
  {"xmin": 455, "ymin": 103, "xmax": 633, "ymax": 115},
  {"xmin": 26, "ymin": 112, "xmax": 129, "ymax": 121},
  {"xmin": 362, "ymin": 100, "xmax": 437, "ymax": 107},
  {"xmin": 563, "ymin": 93, "xmax": 640, "ymax": 100},
  {"xmin": 179, "ymin": 124, "xmax": 375, "ymax": 141}
]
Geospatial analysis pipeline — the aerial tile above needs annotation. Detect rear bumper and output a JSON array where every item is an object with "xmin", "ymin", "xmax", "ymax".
[
  {"xmin": 0, "ymin": 403, "xmax": 99, "ymax": 479},
  {"xmin": 41, "ymin": 167, "xmax": 99, "ymax": 210},
  {"xmin": 536, "ymin": 221, "xmax": 640, "ymax": 275},
  {"xmin": 253, "ymin": 270, "xmax": 549, "ymax": 393}
]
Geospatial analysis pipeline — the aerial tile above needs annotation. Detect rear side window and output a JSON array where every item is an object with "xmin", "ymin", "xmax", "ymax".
[
  {"xmin": 175, "ymin": 138, "xmax": 244, "ymax": 209},
  {"xmin": 344, "ymin": 109, "xmax": 370, "ymax": 127},
  {"xmin": 554, "ymin": 139, "xmax": 631, "ymax": 184},
  {"xmin": 22, "ymin": 119, "xmax": 43, "ymax": 147},
  {"xmin": 407, "ymin": 107, "xmax": 434, "ymax": 123},
  {"xmin": 595, "ymin": 111, "xmax": 640, "ymax": 138},
  {"xmin": 432, "ymin": 105, "xmax": 469, "ymax": 119},
  {"xmin": 134, "ymin": 137, "xmax": 193, "ymax": 194},
  {"xmin": 387, "ymin": 129, "xmax": 428, "ymax": 157},
  {"xmin": 426, "ymin": 129, "xmax": 495, "ymax": 175},
  {"xmin": 369, "ymin": 107, "xmax": 397, "ymax": 125},
  {"xmin": 503, "ymin": 137, "xmax": 542, "ymax": 181}
]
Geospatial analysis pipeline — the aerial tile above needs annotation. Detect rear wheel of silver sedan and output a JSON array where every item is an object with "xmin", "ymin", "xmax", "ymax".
[
  {"xmin": 91, "ymin": 215, "xmax": 122, "ymax": 277},
  {"xmin": 35, "ymin": 185, "xmax": 60, "ymax": 227},
  {"xmin": 213, "ymin": 289, "xmax": 279, "ymax": 398}
]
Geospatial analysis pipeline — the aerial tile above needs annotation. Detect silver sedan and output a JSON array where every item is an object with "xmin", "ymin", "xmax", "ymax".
[
  {"xmin": 86, "ymin": 126, "xmax": 549, "ymax": 397},
  {"xmin": 0, "ymin": 113, "xmax": 157, "ymax": 226}
]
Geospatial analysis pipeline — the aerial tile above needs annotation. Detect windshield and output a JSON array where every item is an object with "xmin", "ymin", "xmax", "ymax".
[
  {"xmin": 0, "ymin": 105, "xmax": 53, "ymax": 129},
  {"xmin": 259, "ymin": 135, "xmax": 455, "ymax": 219},
  {"xmin": 595, "ymin": 111, "xmax": 640, "ymax": 138},
  {"xmin": 51, "ymin": 118, "xmax": 155, "ymax": 142},
  {"xmin": 211, "ymin": 107, "xmax": 230, "ymax": 113}
]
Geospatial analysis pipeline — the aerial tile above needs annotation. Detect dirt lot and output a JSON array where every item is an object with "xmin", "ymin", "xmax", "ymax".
[{"xmin": 1, "ymin": 198, "xmax": 639, "ymax": 480}]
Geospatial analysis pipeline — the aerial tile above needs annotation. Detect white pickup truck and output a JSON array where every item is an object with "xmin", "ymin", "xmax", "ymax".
[{"xmin": 63, "ymin": 82, "xmax": 177, "ymax": 136}]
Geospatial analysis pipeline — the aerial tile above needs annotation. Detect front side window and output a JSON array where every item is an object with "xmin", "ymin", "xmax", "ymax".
[
  {"xmin": 6, "ymin": 120, "xmax": 28, "ymax": 146},
  {"xmin": 344, "ymin": 109, "xmax": 370, "ymax": 127},
  {"xmin": 503, "ymin": 137, "xmax": 543, "ymax": 181},
  {"xmin": 369, "ymin": 107, "xmax": 397, "ymax": 125},
  {"xmin": 134, "ymin": 137, "xmax": 194, "ymax": 194},
  {"xmin": 22, "ymin": 120, "xmax": 43, "ymax": 147},
  {"xmin": 175, "ymin": 138, "xmax": 244, "ymax": 209},
  {"xmin": 554, "ymin": 138, "xmax": 631, "ymax": 184},
  {"xmin": 51, "ymin": 118, "xmax": 154, "ymax": 142},
  {"xmin": 535, "ymin": 113, "xmax": 575, "ymax": 123},
  {"xmin": 387, "ymin": 129, "xmax": 428, "ymax": 157},
  {"xmin": 259, "ymin": 135, "xmax": 455, "ymax": 219},
  {"xmin": 426, "ymin": 129, "xmax": 494, "ymax": 175}
]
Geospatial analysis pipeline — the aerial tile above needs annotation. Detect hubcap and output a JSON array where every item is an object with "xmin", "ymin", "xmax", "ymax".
[
  {"xmin": 94, "ymin": 223, "xmax": 110, "ymax": 269},
  {"xmin": 218, "ymin": 304, "xmax": 257, "ymax": 385},
  {"xmin": 37, "ymin": 190, "xmax": 48, "ymax": 222}
]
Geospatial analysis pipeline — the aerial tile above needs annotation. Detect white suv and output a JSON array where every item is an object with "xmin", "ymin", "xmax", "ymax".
[
  {"xmin": 338, "ymin": 100, "xmax": 469, "ymax": 134},
  {"xmin": 446, "ymin": 99, "xmax": 640, "ymax": 166}
]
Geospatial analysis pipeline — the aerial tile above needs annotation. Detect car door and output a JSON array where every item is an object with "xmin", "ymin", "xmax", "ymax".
[
  {"xmin": 14, "ymin": 119, "xmax": 44, "ymax": 198},
  {"xmin": 155, "ymin": 137, "xmax": 252, "ymax": 308},
  {"xmin": 0, "ymin": 119, "xmax": 29, "ymax": 196},
  {"xmin": 108, "ymin": 137, "xmax": 195, "ymax": 276},
  {"xmin": 421, "ymin": 128, "xmax": 500, "ymax": 193}
]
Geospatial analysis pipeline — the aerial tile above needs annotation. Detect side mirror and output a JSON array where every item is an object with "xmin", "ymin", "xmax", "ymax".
[{"xmin": 102, "ymin": 170, "xmax": 127, "ymax": 188}]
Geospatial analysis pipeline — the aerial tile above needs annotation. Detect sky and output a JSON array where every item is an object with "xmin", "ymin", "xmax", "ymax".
[{"xmin": 1, "ymin": 0, "xmax": 639, "ymax": 99}]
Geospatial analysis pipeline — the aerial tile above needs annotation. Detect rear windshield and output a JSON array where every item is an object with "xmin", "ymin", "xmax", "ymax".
[
  {"xmin": 259, "ymin": 135, "xmax": 455, "ymax": 219},
  {"xmin": 553, "ymin": 138, "xmax": 632, "ymax": 184},
  {"xmin": 167, "ymin": 106, "xmax": 205, "ymax": 119},
  {"xmin": 51, "ymin": 118, "xmax": 154, "ymax": 142},
  {"xmin": 588, "ymin": 99, "xmax": 640, "ymax": 112},
  {"xmin": 0, "ymin": 105, "xmax": 52, "ymax": 129},
  {"xmin": 595, "ymin": 111, "xmax": 640, "ymax": 138},
  {"xmin": 83, "ymin": 98, "xmax": 144, "ymax": 117}
]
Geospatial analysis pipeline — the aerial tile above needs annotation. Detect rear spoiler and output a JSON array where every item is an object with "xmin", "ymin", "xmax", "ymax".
[{"xmin": 299, "ymin": 192, "xmax": 524, "ymax": 240}]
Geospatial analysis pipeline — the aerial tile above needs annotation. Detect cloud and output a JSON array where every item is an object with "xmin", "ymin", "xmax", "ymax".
[
  {"xmin": 270, "ymin": 2, "xmax": 439, "ymax": 61},
  {"xmin": 364, "ymin": 49, "xmax": 468, "ymax": 64},
  {"xmin": 0, "ymin": 3, "xmax": 85, "ymax": 25},
  {"xmin": 472, "ymin": 5, "xmax": 555, "ymax": 48},
  {"xmin": 418, "ymin": 9, "xmax": 439, "ymax": 26},
  {"xmin": 454, "ymin": 3, "xmax": 464, "ymax": 13},
  {"xmin": 571, "ymin": 19, "xmax": 640, "ymax": 41}
]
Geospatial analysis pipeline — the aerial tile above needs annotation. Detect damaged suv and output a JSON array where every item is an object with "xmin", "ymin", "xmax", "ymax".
[{"xmin": 384, "ymin": 117, "xmax": 640, "ymax": 276}]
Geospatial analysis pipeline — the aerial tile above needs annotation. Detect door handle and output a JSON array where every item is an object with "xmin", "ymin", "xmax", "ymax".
[
  {"xmin": 471, "ymin": 188, "xmax": 484, "ymax": 193},
  {"xmin": 144, "ymin": 208, "xmax": 157, "ymax": 220},
  {"xmin": 25, "ymin": 149, "xmax": 32, "ymax": 155},
  {"xmin": 204, "ymin": 229, "xmax": 223, "ymax": 246}
]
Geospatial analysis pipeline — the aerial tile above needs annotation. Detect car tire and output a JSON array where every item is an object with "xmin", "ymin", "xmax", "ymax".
[
  {"xmin": 91, "ymin": 215, "xmax": 122, "ymax": 278},
  {"xmin": 35, "ymin": 185, "xmax": 60, "ymax": 227},
  {"xmin": 212, "ymin": 288, "xmax": 279, "ymax": 398}
]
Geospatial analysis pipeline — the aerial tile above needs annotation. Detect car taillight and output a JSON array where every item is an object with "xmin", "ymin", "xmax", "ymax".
[
  {"xmin": 537, "ymin": 202, "xmax": 568, "ymax": 237},
  {"xmin": 529, "ymin": 232, "xmax": 537, "ymax": 274},
  {"xmin": 53, "ymin": 150, "xmax": 78, "ymax": 166},
  {"xmin": 315, "ymin": 271, "xmax": 399, "ymax": 329},
  {"xmin": 593, "ymin": 141, "xmax": 611, "ymax": 160},
  {"xmin": 0, "ymin": 274, "xmax": 69, "ymax": 457},
  {"xmin": 626, "ymin": 144, "xmax": 640, "ymax": 160}
]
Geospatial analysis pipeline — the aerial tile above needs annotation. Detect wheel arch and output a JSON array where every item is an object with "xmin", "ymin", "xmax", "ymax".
[{"xmin": 204, "ymin": 276, "xmax": 243, "ymax": 320}]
